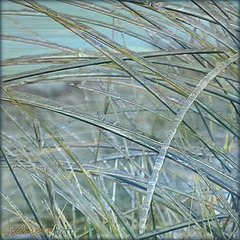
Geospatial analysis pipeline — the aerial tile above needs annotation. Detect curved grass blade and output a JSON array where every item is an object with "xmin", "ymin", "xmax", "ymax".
[{"xmin": 139, "ymin": 53, "xmax": 239, "ymax": 234}]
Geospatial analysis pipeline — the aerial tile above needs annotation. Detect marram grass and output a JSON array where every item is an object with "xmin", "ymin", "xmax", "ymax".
[{"xmin": 1, "ymin": 0, "xmax": 239, "ymax": 239}]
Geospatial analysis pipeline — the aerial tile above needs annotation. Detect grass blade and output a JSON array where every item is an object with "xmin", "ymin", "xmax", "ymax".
[{"xmin": 139, "ymin": 53, "xmax": 238, "ymax": 234}]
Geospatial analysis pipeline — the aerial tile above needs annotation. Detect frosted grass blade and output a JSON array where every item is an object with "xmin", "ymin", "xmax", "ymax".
[{"xmin": 139, "ymin": 53, "xmax": 239, "ymax": 234}]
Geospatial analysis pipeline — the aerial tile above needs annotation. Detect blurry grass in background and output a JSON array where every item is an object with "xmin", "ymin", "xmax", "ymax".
[{"xmin": 1, "ymin": 0, "xmax": 239, "ymax": 239}]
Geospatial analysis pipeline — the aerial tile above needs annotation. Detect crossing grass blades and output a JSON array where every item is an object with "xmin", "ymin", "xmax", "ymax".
[{"xmin": 1, "ymin": 0, "xmax": 239, "ymax": 239}]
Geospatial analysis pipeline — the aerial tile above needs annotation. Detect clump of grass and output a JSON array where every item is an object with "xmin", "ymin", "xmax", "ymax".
[{"xmin": 1, "ymin": 0, "xmax": 239, "ymax": 239}]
